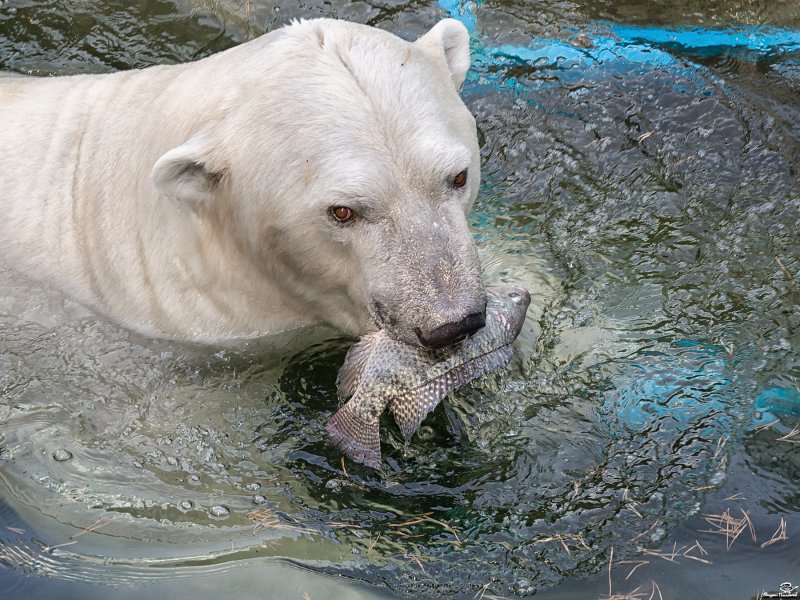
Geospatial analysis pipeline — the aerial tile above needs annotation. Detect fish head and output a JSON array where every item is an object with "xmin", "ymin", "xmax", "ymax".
[{"xmin": 484, "ymin": 285, "xmax": 531, "ymax": 344}]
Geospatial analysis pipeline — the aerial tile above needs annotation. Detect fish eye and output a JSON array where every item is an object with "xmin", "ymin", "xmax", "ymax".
[
  {"xmin": 452, "ymin": 169, "xmax": 468, "ymax": 189},
  {"xmin": 508, "ymin": 291, "xmax": 522, "ymax": 303},
  {"xmin": 329, "ymin": 206, "xmax": 357, "ymax": 224}
]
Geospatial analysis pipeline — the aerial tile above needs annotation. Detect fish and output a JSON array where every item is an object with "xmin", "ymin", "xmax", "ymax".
[{"xmin": 326, "ymin": 285, "xmax": 531, "ymax": 468}]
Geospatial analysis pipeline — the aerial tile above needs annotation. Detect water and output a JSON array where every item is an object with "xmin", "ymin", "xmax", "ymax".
[{"xmin": 1, "ymin": 0, "xmax": 799, "ymax": 598}]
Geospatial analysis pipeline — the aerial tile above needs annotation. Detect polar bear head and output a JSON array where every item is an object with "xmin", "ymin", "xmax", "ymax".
[{"xmin": 151, "ymin": 18, "xmax": 486, "ymax": 348}]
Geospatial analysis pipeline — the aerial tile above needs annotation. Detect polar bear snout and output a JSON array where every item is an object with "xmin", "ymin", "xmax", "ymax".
[
  {"xmin": 368, "ymin": 266, "xmax": 488, "ymax": 349},
  {"xmin": 370, "ymin": 297, "xmax": 488, "ymax": 350},
  {"xmin": 414, "ymin": 311, "xmax": 486, "ymax": 349}
]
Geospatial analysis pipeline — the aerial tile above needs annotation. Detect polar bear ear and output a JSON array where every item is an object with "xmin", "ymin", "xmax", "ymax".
[
  {"xmin": 415, "ymin": 18, "xmax": 471, "ymax": 90},
  {"xmin": 151, "ymin": 134, "xmax": 225, "ymax": 208}
]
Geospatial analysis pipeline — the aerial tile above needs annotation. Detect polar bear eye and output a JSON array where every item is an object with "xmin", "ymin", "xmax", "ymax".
[
  {"xmin": 452, "ymin": 169, "xmax": 468, "ymax": 189},
  {"xmin": 330, "ymin": 206, "xmax": 357, "ymax": 224}
]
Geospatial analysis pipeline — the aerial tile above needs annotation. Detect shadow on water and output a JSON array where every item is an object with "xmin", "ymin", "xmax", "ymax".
[{"xmin": 1, "ymin": 0, "xmax": 799, "ymax": 598}]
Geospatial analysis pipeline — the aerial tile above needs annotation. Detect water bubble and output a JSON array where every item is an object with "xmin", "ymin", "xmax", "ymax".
[
  {"xmin": 650, "ymin": 526, "xmax": 667, "ymax": 542},
  {"xmin": 179, "ymin": 500, "xmax": 194, "ymax": 511},
  {"xmin": 514, "ymin": 578, "xmax": 532, "ymax": 595},
  {"xmin": 244, "ymin": 482, "xmax": 262, "ymax": 492},
  {"xmin": 188, "ymin": 474, "xmax": 200, "ymax": 485},
  {"xmin": 132, "ymin": 460, "xmax": 143, "ymax": 469},
  {"xmin": 52, "ymin": 449, "xmax": 72, "ymax": 462},
  {"xmin": 252, "ymin": 495, "xmax": 267, "ymax": 505},
  {"xmin": 416, "ymin": 426, "xmax": 436, "ymax": 441},
  {"xmin": 325, "ymin": 479, "xmax": 343, "ymax": 492},
  {"xmin": 209, "ymin": 505, "xmax": 230, "ymax": 518},
  {"xmin": 166, "ymin": 456, "xmax": 178, "ymax": 466}
]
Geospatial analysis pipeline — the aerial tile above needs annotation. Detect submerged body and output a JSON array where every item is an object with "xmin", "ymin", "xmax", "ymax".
[{"xmin": 327, "ymin": 285, "xmax": 531, "ymax": 468}]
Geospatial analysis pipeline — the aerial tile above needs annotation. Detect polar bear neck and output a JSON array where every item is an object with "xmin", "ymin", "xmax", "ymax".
[{"xmin": 0, "ymin": 55, "xmax": 322, "ymax": 341}]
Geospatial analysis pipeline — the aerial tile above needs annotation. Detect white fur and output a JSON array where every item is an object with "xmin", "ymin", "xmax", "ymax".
[{"xmin": 0, "ymin": 18, "xmax": 480, "ymax": 343}]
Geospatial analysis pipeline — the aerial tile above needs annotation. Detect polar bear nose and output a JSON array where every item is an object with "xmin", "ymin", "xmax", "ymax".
[{"xmin": 414, "ymin": 311, "xmax": 486, "ymax": 349}]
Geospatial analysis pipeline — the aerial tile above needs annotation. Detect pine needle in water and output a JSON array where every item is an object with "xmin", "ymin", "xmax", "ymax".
[
  {"xmin": 699, "ymin": 508, "xmax": 756, "ymax": 549},
  {"xmin": 760, "ymin": 517, "xmax": 788, "ymax": 548}
]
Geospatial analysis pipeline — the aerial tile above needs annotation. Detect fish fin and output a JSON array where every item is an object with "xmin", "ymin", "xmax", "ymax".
[
  {"xmin": 391, "ymin": 377, "xmax": 450, "ymax": 440},
  {"xmin": 326, "ymin": 400, "xmax": 382, "ymax": 469},
  {"xmin": 391, "ymin": 345, "xmax": 514, "ymax": 440},
  {"xmin": 336, "ymin": 332, "xmax": 380, "ymax": 400}
]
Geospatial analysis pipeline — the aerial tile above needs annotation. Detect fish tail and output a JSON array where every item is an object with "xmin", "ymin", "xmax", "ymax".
[{"xmin": 326, "ymin": 402, "xmax": 382, "ymax": 469}]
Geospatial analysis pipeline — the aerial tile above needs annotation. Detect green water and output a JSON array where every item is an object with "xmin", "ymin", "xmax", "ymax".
[{"xmin": 1, "ymin": 1, "xmax": 798, "ymax": 598}]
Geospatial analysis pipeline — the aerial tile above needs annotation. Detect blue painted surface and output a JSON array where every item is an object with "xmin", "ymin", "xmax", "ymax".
[
  {"xmin": 479, "ymin": 38, "xmax": 677, "ymax": 69},
  {"xmin": 439, "ymin": 0, "xmax": 800, "ymax": 74},
  {"xmin": 609, "ymin": 24, "xmax": 800, "ymax": 54},
  {"xmin": 756, "ymin": 386, "xmax": 800, "ymax": 418},
  {"xmin": 438, "ymin": 0, "xmax": 479, "ymax": 35},
  {"xmin": 599, "ymin": 343, "xmax": 736, "ymax": 435}
]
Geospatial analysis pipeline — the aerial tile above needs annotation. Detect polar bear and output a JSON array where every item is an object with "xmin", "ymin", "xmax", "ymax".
[{"xmin": 0, "ymin": 18, "xmax": 486, "ymax": 347}]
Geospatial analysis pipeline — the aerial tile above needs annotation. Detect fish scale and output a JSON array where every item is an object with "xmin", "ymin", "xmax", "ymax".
[{"xmin": 327, "ymin": 285, "xmax": 530, "ymax": 468}]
